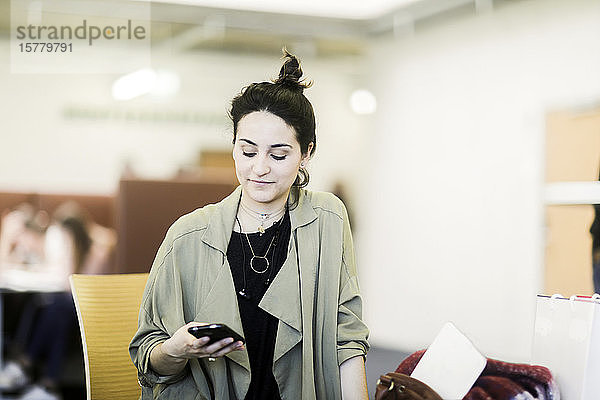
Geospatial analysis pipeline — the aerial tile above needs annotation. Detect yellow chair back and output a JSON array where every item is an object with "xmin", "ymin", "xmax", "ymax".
[{"xmin": 70, "ymin": 273, "xmax": 148, "ymax": 400}]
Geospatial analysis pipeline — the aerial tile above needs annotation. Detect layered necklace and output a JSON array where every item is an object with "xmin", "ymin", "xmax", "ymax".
[{"xmin": 239, "ymin": 201, "xmax": 285, "ymax": 235}]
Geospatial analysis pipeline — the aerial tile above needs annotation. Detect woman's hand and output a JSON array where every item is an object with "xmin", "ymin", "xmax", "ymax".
[
  {"xmin": 149, "ymin": 322, "xmax": 244, "ymax": 376},
  {"xmin": 163, "ymin": 322, "xmax": 244, "ymax": 360}
]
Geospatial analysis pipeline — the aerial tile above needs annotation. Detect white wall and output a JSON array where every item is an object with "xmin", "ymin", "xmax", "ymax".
[
  {"xmin": 0, "ymin": 44, "xmax": 367, "ymax": 195},
  {"xmin": 358, "ymin": 0, "xmax": 600, "ymax": 361}
]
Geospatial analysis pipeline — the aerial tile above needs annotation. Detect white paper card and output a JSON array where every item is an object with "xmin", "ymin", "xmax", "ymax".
[{"xmin": 410, "ymin": 322, "xmax": 486, "ymax": 399}]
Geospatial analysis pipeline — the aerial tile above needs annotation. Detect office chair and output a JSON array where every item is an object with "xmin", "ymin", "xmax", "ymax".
[{"xmin": 70, "ymin": 273, "xmax": 148, "ymax": 400}]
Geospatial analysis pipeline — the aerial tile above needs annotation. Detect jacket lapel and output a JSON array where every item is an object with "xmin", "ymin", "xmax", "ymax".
[
  {"xmin": 194, "ymin": 255, "xmax": 250, "ymax": 371},
  {"xmin": 196, "ymin": 186, "xmax": 250, "ymax": 371},
  {"xmin": 260, "ymin": 239, "xmax": 302, "ymax": 361},
  {"xmin": 201, "ymin": 186, "xmax": 242, "ymax": 254},
  {"xmin": 261, "ymin": 189, "xmax": 318, "ymax": 362}
]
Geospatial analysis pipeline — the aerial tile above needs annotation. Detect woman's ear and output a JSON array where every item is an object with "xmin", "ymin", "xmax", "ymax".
[{"xmin": 301, "ymin": 142, "xmax": 314, "ymax": 167}]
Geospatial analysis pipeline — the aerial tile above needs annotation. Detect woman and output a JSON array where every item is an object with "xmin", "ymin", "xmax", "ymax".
[{"xmin": 130, "ymin": 50, "xmax": 369, "ymax": 399}]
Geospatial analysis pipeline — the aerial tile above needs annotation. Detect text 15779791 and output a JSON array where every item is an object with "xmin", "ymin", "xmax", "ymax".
[{"xmin": 18, "ymin": 42, "xmax": 73, "ymax": 52}]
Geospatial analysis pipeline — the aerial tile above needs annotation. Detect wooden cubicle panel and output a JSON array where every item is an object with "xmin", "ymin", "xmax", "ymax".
[
  {"xmin": 545, "ymin": 110, "xmax": 600, "ymax": 295},
  {"xmin": 546, "ymin": 110, "xmax": 600, "ymax": 182},
  {"xmin": 116, "ymin": 179, "xmax": 236, "ymax": 274},
  {"xmin": 545, "ymin": 204, "xmax": 595, "ymax": 295}
]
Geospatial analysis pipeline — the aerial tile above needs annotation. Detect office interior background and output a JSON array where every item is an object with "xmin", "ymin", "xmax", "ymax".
[{"xmin": 1, "ymin": 0, "xmax": 600, "ymax": 395}]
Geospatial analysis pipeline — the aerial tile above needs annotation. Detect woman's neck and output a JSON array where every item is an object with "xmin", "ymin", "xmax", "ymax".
[
  {"xmin": 239, "ymin": 191, "xmax": 288, "ymax": 215},
  {"xmin": 236, "ymin": 191, "xmax": 288, "ymax": 233}
]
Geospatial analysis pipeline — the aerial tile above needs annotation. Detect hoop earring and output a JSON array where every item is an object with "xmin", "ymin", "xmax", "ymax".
[{"xmin": 294, "ymin": 168, "xmax": 309, "ymax": 189}]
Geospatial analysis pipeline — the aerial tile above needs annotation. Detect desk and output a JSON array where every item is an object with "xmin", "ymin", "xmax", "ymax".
[{"xmin": 0, "ymin": 267, "xmax": 66, "ymax": 293}]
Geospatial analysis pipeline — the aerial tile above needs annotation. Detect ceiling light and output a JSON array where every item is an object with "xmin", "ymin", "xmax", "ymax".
[
  {"xmin": 112, "ymin": 69, "xmax": 180, "ymax": 101},
  {"xmin": 350, "ymin": 89, "xmax": 377, "ymax": 115},
  {"xmin": 112, "ymin": 68, "xmax": 157, "ymax": 101}
]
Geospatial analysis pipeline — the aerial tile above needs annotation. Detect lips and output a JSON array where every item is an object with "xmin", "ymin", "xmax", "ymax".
[{"xmin": 249, "ymin": 179, "xmax": 273, "ymax": 184}]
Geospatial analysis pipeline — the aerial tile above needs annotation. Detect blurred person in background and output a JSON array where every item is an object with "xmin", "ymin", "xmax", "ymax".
[
  {"xmin": 130, "ymin": 50, "xmax": 369, "ymax": 399},
  {"xmin": 0, "ymin": 203, "xmax": 48, "ymax": 266},
  {"xmin": 0, "ymin": 202, "xmax": 115, "ymax": 400}
]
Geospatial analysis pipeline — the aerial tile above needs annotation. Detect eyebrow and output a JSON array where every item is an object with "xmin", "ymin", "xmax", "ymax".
[{"xmin": 239, "ymin": 139, "xmax": 292, "ymax": 149}]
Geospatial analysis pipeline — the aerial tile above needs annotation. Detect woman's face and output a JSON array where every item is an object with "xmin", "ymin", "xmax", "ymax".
[{"xmin": 233, "ymin": 111, "xmax": 312, "ymax": 210}]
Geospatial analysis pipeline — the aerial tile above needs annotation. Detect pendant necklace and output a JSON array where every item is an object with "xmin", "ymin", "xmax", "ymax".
[
  {"xmin": 244, "ymin": 230, "xmax": 276, "ymax": 273},
  {"xmin": 235, "ymin": 216, "xmax": 280, "ymax": 299}
]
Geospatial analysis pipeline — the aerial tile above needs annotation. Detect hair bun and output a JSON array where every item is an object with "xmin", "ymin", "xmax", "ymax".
[{"xmin": 275, "ymin": 48, "xmax": 311, "ymax": 91}]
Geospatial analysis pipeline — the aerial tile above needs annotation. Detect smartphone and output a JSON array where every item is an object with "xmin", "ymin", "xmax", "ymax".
[{"xmin": 187, "ymin": 323, "xmax": 245, "ymax": 345}]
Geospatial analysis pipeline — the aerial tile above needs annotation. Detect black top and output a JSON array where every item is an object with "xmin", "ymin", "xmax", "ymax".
[{"xmin": 227, "ymin": 211, "xmax": 291, "ymax": 400}]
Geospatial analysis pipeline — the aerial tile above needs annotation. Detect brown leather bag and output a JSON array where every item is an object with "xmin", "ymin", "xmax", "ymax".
[{"xmin": 375, "ymin": 372, "xmax": 443, "ymax": 400}]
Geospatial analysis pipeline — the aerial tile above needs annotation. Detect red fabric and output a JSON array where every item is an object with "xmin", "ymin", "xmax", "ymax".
[{"xmin": 395, "ymin": 350, "xmax": 558, "ymax": 400}]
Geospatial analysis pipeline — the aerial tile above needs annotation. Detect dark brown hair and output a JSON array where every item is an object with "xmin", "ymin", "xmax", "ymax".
[{"xmin": 53, "ymin": 202, "xmax": 92, "ymax": 273}]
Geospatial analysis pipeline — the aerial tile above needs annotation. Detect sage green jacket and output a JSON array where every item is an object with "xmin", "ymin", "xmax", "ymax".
[{"xmin": 129, "ymin": 186, "xmax": 369, "ymax": 399}]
